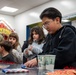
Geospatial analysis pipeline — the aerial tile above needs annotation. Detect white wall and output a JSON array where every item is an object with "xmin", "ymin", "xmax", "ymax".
[{"xmin": 15, "ymin": 0, "xmax": 76, "ymax": 46}]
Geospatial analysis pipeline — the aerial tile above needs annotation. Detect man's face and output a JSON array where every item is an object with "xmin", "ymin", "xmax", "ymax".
[{"xmin": 42, "ymin": 17, "xmax": 59, "ymax": 34}]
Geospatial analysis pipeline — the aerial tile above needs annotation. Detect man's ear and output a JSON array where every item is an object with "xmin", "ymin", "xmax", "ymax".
[
  {"xmin": 1, "ymin": 46, "xmax": 4, "ymax": 50},
  {"xmin": 55, "ymin": 17, "xmax": 60, "ymax": 23}
]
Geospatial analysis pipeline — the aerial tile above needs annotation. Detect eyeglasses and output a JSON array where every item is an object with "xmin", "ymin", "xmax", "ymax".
[{"xmin": 43, "ymin": 20, "xmax": 53, "ymax": 28}]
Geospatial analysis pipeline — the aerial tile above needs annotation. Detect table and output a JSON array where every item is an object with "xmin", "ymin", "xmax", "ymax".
[{"xmin": 0, "ymin": 64, "xmax": 50, "ymax": 75}]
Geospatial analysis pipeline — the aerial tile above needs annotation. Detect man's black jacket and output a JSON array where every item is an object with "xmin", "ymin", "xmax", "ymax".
[{"xmin": 41, "ymin": 25, "xmax": 76, "ymax": 69}]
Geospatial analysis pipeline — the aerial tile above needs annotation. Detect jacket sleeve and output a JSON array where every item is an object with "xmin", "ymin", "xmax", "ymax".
[
  {"xmin": 54, "ymin": 27, "xmax": 76, "ymax": 69},
  {"xmin": 12, "ymin": 49, "xmax": 23, "ymax": 64},
  {"xmin": 23, "ymin": 48, "xmax": 33, "ymax": 57},
  {"xmin": 32, "ymin": 43, "xmax": 44, "ymax": 54}
]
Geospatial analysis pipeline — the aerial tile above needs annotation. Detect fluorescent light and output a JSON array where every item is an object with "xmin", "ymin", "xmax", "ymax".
[{"xmin": 1, "ymin": 6, "xmax": 18, "ymax": 12}]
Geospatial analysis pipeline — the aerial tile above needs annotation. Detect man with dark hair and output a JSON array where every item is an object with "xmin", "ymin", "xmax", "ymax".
[{"xmin": 24, "ymin": 7, "xmax": 76, "ymax": 69}]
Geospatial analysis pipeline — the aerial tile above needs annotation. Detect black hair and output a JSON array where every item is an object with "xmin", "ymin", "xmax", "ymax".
[
  {"xmin": 0, "ymin": 40, "xmax": 12, "ymax": 52},
  {"xmin": 40, "ymin": 7, "xmax": 62, "ymax": 23}
]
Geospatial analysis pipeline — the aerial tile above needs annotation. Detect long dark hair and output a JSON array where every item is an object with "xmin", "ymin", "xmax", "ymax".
[{"xmin": 28, "ymin": 26, "xmax": 45, "ymax": 44}]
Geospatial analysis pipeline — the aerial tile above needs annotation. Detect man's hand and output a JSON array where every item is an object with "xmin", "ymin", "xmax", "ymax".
[{"xmin": 24, "ymin": 58, "xmax": 37, "ymax": 67}]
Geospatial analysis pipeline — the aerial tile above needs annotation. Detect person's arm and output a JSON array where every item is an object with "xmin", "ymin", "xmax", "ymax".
[
  {"xmin": 12, "ymin": 49, "xmax": 23, "ymax": 64},
  {"xmin": 31, "ymin": 43, "xmax": 44, "ymax": 54},
  {"xmin": 23, "ymin": 46, "xmax": 33, "ymax": 57},
  {"xmin": 54, "ymin": 27, "xmax": 76, "ymax": 69},
  {"xmin": 23, "ymin": 48, "xmax": 28, "ymax": 55},
  {"xmin": 24, "ymin": 58, "xmax": 37, "ymax": 67}
]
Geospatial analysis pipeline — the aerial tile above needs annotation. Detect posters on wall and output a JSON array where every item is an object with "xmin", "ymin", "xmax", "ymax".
[{"xmin": 0, "ymin": 20, "xmax": 14, "ymax": 40}]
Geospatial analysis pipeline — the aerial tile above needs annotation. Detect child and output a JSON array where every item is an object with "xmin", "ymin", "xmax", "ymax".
[
  {"xmin": 23, "ymin": 26, "xmax": 45, "ymax": 61},
  {"xmin": 8, "ymin": 32, "xmax": 23, "ymax": 64},
  {"xmin": 0, "ymin": 40, "xmax": 15, "ymax": 63}
]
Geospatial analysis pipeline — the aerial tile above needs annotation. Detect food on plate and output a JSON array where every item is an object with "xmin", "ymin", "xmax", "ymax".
[{"xmin": 46, "ymin": 69, "xmax": 76, "ymax": 75}]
